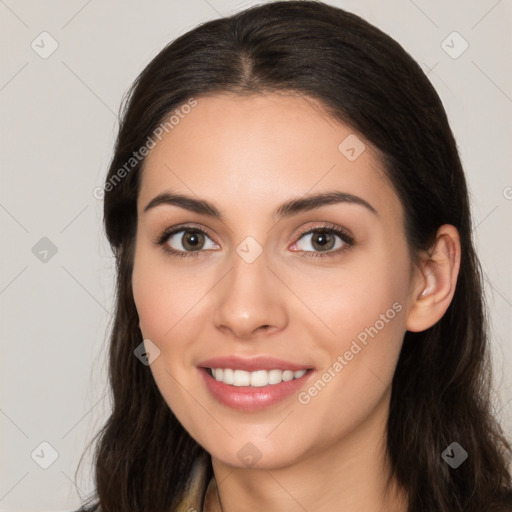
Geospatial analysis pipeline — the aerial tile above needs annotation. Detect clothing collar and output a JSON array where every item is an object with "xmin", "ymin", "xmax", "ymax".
[{"xmin": 174, "ymin": 452, "xmax": 222, "ymax": 512}]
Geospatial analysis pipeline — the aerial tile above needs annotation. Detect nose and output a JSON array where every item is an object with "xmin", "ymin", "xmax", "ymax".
[{"xmin": 212, "ymin": 250, "xmax": 288, "ymax": 340}]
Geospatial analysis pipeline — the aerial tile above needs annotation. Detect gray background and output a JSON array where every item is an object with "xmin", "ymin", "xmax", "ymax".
[{"xmin": 1, "ymin": 0, "xmax": 511, "ymax": 510}]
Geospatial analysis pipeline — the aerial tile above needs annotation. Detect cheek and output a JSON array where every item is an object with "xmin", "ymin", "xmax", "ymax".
[
  {"xmin": 131, "ymin": 245, "xmax": 213, "ymax": 442},
  {"xmin": 296, "ymin": 245, "xmax": 408, "ymax": 340},
  {"xmin": 132, "ymin": 256, "xmax": 165, "ymax": 336},
  {"xmin": 291, "ymin": 265, "xmax": 407, "ymax": 449},
  {"xmin": 131, "ymin": 243, "xmax": 213, "ymax": 354},
  {"xmin": 132, "ymin": 243, "xmax": 181, "ymax": 338},
  {"xmin": 310, "ymin": 237, "xmax": 410, "ymax": 385}
]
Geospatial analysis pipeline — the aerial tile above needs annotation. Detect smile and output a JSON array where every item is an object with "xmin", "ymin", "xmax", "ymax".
[
  {"xmin": 198, "ymin": 366, "xmax": 315, "ymax": 411},
  {"xmin": 207, "ymin": 368, "xmax": 308, "ymax": 387}
]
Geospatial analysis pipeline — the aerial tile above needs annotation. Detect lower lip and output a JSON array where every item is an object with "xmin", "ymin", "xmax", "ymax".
[{"xmin": 198, "ymin": 367, "xmax": 314, "ymax": 411}]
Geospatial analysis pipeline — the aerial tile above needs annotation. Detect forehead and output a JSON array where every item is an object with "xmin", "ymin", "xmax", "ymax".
[{"xmin": 137, "ymin": 92, "xmax": 401, "ymax": 222}]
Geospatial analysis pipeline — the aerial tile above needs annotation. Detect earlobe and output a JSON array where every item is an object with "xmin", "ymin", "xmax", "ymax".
[{"xmin": 406, "ymin": 225, "xmax": 461, "ymax": 333}]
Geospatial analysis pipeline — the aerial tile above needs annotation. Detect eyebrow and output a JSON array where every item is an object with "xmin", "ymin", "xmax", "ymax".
[{"xmin": 143, "ymin": 190, "xmax": 378, "ymax": 220}]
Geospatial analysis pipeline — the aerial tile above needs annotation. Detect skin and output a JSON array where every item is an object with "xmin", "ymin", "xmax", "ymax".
[{"xmin": 132, "ymin": 92, "xmax": 461, "ymax": 512}]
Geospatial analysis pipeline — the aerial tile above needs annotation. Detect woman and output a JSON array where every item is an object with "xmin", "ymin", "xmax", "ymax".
[{"xmin": 75, "ymin": 1, "xmax": 512, "ymax": 511}]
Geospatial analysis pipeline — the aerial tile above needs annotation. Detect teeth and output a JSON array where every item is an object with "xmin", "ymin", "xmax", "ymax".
[
  {"xmin": 222, "ymin": 368, "xmax": 234, "ymax": 385},
  {"xmin": 210, "ymin": 368, "xmax": 307, "ymax": 387}
]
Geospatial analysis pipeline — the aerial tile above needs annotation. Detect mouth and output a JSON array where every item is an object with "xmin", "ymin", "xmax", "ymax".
[
  {"xmin": 196, "ymin": 357, "xmax": 315, "ymax": 411},
  {"xmin": 205, "ymin": 367, "xmax": 309, "ymax": 387}
]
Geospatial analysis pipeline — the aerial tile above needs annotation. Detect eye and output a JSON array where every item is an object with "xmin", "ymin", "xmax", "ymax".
[
  {"xmin": 155, "ymin": 222, "xmax": 354, "ymax": 259},
  {"xmin": 156, "ymin": 225, "xmax": 219, "ymax": 258},
  {"xmin": 290, "ymin": 223, "xmax": 354, "ymax": 258}
]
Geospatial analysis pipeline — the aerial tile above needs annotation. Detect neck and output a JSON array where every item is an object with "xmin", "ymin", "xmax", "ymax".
[{"xmin": 208, "ymin": 389, "xmax": 408, "ymax": 512}]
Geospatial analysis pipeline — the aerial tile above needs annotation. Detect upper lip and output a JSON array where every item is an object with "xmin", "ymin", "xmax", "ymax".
[{"xmin": 197, "ymin": 355, "xmax": 313, "ymax": 372}]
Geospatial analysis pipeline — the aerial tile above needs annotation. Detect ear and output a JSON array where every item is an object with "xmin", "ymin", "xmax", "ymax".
[{"xmin": 406, "ymin": 224, "xmax": 461, "ymax": 333}]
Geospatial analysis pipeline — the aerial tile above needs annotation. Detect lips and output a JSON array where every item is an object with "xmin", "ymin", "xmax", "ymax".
[
  {"xmin": 196, "ymin": 355, "xmax": 315, "ymax": 411},
  {"xmin": 197, "ymin": 355, "xmax": 313, "ymax": 372}
]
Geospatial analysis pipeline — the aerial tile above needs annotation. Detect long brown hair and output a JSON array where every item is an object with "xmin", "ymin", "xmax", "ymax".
[{"xmin": 75, "ymin": 1, "xmax": 512, "ymax": 510}]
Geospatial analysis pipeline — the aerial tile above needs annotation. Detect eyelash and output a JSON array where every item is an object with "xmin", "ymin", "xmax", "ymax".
[{"xmin": 154, "ymin": 222, "xmax": 355, "ymax": 259}]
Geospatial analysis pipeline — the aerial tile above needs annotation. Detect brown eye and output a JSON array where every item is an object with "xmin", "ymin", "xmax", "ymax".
[
  {"xmin": 181, "ymin": 231, "xmax": 205, "ymax": 251},
  {"xmin": 163, "ymin": 228, "xmax": 219, "ymax": 254},
  {"xmin": 294, "ymin": 228, "xmax": 351, "ymax": 254},
  {"xmin": 309, "ymin": 231, "xmax": 336, "ymax": 251}
]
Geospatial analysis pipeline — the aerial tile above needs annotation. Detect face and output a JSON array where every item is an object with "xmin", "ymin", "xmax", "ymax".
[{"xmin": 132, "ymin": 92, "xmax": 418, "ymax": 470}]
